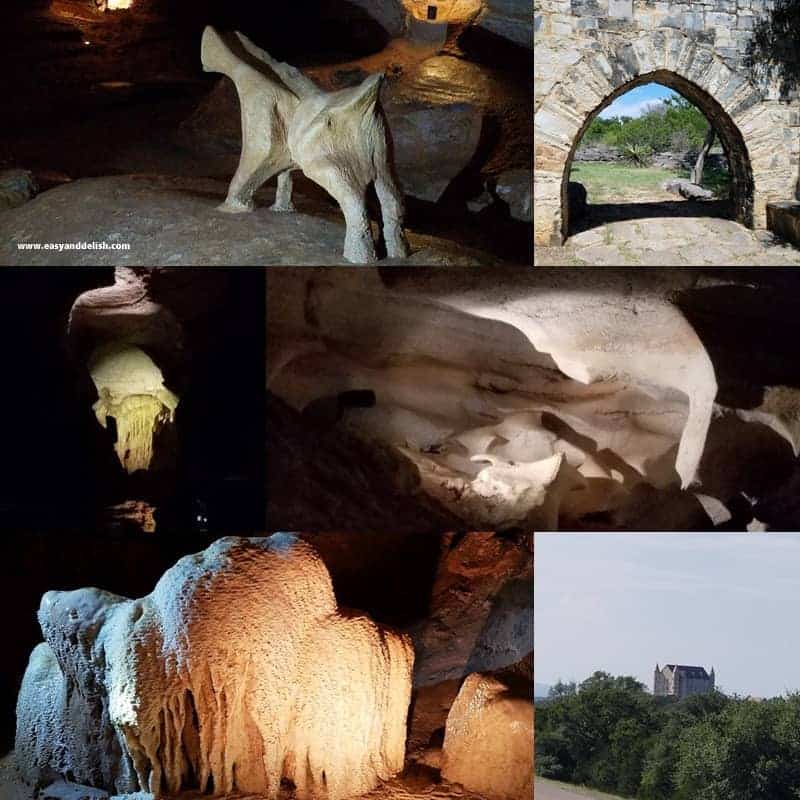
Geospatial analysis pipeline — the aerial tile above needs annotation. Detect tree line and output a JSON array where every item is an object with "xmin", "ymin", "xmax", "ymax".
[
  {"xmin": 582, "ymin": 96, "xmax": 711, "ymax": 154},
  {"xmin": 536, "ymin": 671, "xmax": 800, "ymax": 799}
]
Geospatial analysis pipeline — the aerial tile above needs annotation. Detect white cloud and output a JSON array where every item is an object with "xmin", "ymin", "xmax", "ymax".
[{"xmin": 598, "ymin": 98, "xmax": 666, "ymax": 120}]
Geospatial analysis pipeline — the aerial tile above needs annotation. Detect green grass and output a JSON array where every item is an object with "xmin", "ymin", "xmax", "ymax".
[
  {"xmin": 570, "ymin": 161, "xmax": 731, "ymax": 204},
  {"xmin": 535, "ymin": 777, "xmax": 632, "ymax": 800}
]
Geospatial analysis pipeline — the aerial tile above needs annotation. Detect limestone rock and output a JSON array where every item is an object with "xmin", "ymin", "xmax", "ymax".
[
  {"xmin": 573, "ymin": 144, "xmax": 622, "ymax": 162},
  {"xmin": 88, "ymin": 343, "xmax": 179, "ymax": 474},
  {"xmin": 68, "ymin": 269, "xmax": 184, "ymax": 363},
  {"xmin": 267, "ymin": 393, "xmax": 463, "ymax": 534},
  {"xmin": 413, "ymin": 533, "xmax": 533, "ymax": 686},
  {"xmin": 41, "ymin": 783, "xmax": 109, "ymax": 800},
  {"xmin": 663, "ymin": 178, "xmax": 714, "ymax": 201},
  {"xmin": 200, "ymin": 27, "xmax": 409, "ymax": 263},
  {"xmin": 382, "ymin": 95, "xmax": 483, "ymax": 203},
  {"xmin": 441, "ymin": 673, "xmax": 533, "ymax": 799},
  {"xmin": 180, "ymin": 75, "xmax": 483, "ymax": 207},
  {"xmin": 17, "ymin": 535, "xmax": 415, "ymax": 800},
  {"xmin": 494, "ymin": 168, "xmax": 531, "ymax": 221},
  {"xmin": 267, "ymin": 268, "xmax": 716, "ymax": 530},
  {"xmin": 0, "ymin": 175, "xmax": 494, "ymax": 266},
  {"xmin": 474, "ymin": 0, "xmax": 533, "ymax": 48},
  {"xmin": 0, "ymin": 169, "xmax": 38, "ymax": 211}
]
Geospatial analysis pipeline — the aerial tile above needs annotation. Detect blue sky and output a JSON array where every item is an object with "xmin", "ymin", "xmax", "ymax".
[
  {"xmin": 599, "ymin": 83, "xmax": 680, "ymax": 119},
  {"xmin": 535, "ymin": 534, "xmax": 800, "ymax": 698}
]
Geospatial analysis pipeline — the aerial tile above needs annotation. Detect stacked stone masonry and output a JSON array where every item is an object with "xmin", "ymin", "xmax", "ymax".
[{"xmin": 534, "ymin": 0, "xmax": 800, "ymax": 244}]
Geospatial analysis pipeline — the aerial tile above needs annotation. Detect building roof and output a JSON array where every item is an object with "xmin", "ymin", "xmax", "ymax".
[{"xmin": 665, "ymin": 665, "xmax": 711, "ymax": 679}]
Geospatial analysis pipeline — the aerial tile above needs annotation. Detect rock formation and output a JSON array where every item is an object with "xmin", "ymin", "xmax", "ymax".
[
  {"xmin": 663, "ymin": 179, "xmax": 715, "ymax": 202},
  {"xmin": 88, "ymin": 343, "xmax": 178, "ymax": 474},
  {"xmin": 441, "ymin": 673, "xmax": 533, "ymax": 800},
  {"xmin": 0, "ymin": 169, "xmax": 38, "ymax": 211},
  {"xmin": 412, "ymin": 533, "xmax": 533, "ymax": 686},
  {"xmin": 15, "ymin": 535, "xmax": 415, "ymax": 799},
  {"xmin": 200, "ymin": 27, "xmax": 410, "ymax": 264},
  {"xmin": 267, "ymin": 268, "xmax": 800, "ymax": 531}
]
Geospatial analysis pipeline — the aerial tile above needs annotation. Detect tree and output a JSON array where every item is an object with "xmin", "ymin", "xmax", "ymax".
[
  {"xmin": 746, "ymin": 0, "xmax": 800, "ymax": 97},
  {"xmin": 691, "ymin": 127, "xmax": 716, "ymax": 185},
  {"xmin": 549, "ymin": 680, "xmax": 578, "ymax": 699}
]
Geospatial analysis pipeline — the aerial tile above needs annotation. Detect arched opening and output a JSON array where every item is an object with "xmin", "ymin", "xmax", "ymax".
[{"xmin": 561, "ymin": 70, "xmax": 755, "ymax": 242}]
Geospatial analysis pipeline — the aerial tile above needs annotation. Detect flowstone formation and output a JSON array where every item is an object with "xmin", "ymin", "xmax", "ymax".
[
  {"xmin": 201, "ymin": 27, "xmax": 410, "ymax": 264},
  {"xmin": 267, "ymin": 268, "xmax": 800, "ymax": 531},
  {"xmin": 441, "ymin": 673, "xmax": 533, "ymax": 800},
  {"xmin": 88, "ymin": 343, "xmax": 178, "ymax": 474},
  {"xmin": 15, "ymin": 535, "xmax": 415, "ymax": 799}
]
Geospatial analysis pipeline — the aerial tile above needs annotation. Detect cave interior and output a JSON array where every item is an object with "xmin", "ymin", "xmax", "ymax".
[{"xmin": 1, "ymin": 0, "xmax": 532, "ymax": 264}]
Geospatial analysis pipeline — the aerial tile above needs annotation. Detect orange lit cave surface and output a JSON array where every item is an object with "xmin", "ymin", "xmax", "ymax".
[
  {"xmin": 403, "ymin": 0, "xmax": 484, "ymax": 23},
  {"xmin": 4, "ymin": 535, "xmax": 533, "ymax": 800}
]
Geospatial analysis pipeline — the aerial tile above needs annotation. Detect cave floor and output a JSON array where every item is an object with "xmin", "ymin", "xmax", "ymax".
[
  {"xmin": 0, "ymin": 175, "xmax": 503, "ymax": 266},
  {"xmin": 2, "ymin": 2, "xmax": 531, "ymax": 265},
  {"xmin": 0, "ymin": 758, "xmax": 493, "ymax": 800}
]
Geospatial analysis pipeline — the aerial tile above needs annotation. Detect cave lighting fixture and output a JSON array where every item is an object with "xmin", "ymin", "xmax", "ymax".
[{"xmin": 404, "ymin": 0, "xmax": 483, "ymax": 22}]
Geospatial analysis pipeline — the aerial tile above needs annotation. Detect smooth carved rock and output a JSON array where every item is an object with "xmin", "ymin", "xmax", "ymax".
[
  {"xmin": 266, "ymin": 269, "xmax": 720, "ymax": 530},
  {"xmin": 441, "ymin": 673, "xmax": 533, "ymax": 800},
  {"xmin": 201, "ymin": 27, "xmax": 410, "ymax": 264},
  {"xmin": 16, "ymin": 535, "xmax": 415, "ymax": 800},
  {"xmin": 179, "ymin": 78, "xmax": 484, "ymax": 207}
]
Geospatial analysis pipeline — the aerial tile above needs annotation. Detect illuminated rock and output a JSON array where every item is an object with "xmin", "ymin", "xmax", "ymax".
[
  {"xmin": 17, "ymin": 591, "xmax": 130, "ymax": 793},
  {"xmin": 200, "ymin": 27, "xmax": 410, "ymax": 264},
  {"xmin": 266, "ymin": 269, "xmax": 717, "ymax": 530},
  {"xmin": 16, "ymin": 535, "xmax": 415, "ymax": 800},
  {"xmin": 441, "ymin": 673, "xmax": 533, "ymax": 800},
  {"xmin": 88, "ymin": 343, "xmax": 178, "ymax": 474}
]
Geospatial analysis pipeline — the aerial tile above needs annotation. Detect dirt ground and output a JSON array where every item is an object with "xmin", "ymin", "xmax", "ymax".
[{"xmin": 534, "ymin": 215, "xmax": 800, "ymax": 266}]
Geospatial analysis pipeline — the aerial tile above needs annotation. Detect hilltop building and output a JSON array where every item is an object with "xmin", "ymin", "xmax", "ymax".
[{"xmin": 654, "ymin": 664, "xmax": 715, "ymax": 699}]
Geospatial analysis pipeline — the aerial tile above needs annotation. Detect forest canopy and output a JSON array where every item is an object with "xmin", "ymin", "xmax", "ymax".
[
  {"xmin": 581, "ymin": 97, "xmax": 710, "ymax": 152},
  {"xmin": 535, "ymin": 671, "xmax": 800, "ymax": 800}
]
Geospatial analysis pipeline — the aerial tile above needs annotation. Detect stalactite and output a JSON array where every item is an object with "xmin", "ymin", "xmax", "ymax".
[{"xmin": 88, "ymin": 343, "xmax": 178, "ymax": 474}]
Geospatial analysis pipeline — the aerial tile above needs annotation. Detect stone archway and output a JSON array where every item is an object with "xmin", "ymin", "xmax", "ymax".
[
  {"xmin": 534, "ymin": 27, "xmax": 799, "ymax": 246},
  {"xmin": 562, "ymin": 70, "xmax": 755, "ymax": 240}
]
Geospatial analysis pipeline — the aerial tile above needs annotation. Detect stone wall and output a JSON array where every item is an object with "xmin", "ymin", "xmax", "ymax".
[{"xmin": 534, "ymin": 0, "xmax": 800, "ymax": 244}]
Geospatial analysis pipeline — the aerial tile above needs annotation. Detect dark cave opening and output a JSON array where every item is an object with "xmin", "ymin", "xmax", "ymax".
[{"xmin": 0, "ymin": 269, "xmax": 266, "ymax": 536}]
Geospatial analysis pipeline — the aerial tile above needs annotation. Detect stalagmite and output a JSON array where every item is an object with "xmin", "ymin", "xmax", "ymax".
[
  {"xmin": 16, "ymin": 535, "xmax": 415, "ymax": 800},
  {"xmin": 441, "ymin": 673, "xmax": 533, "ymax": 800},
  {"xmin": 88, "ymin": 343, "xmax": 179, "ymax": 474}
]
